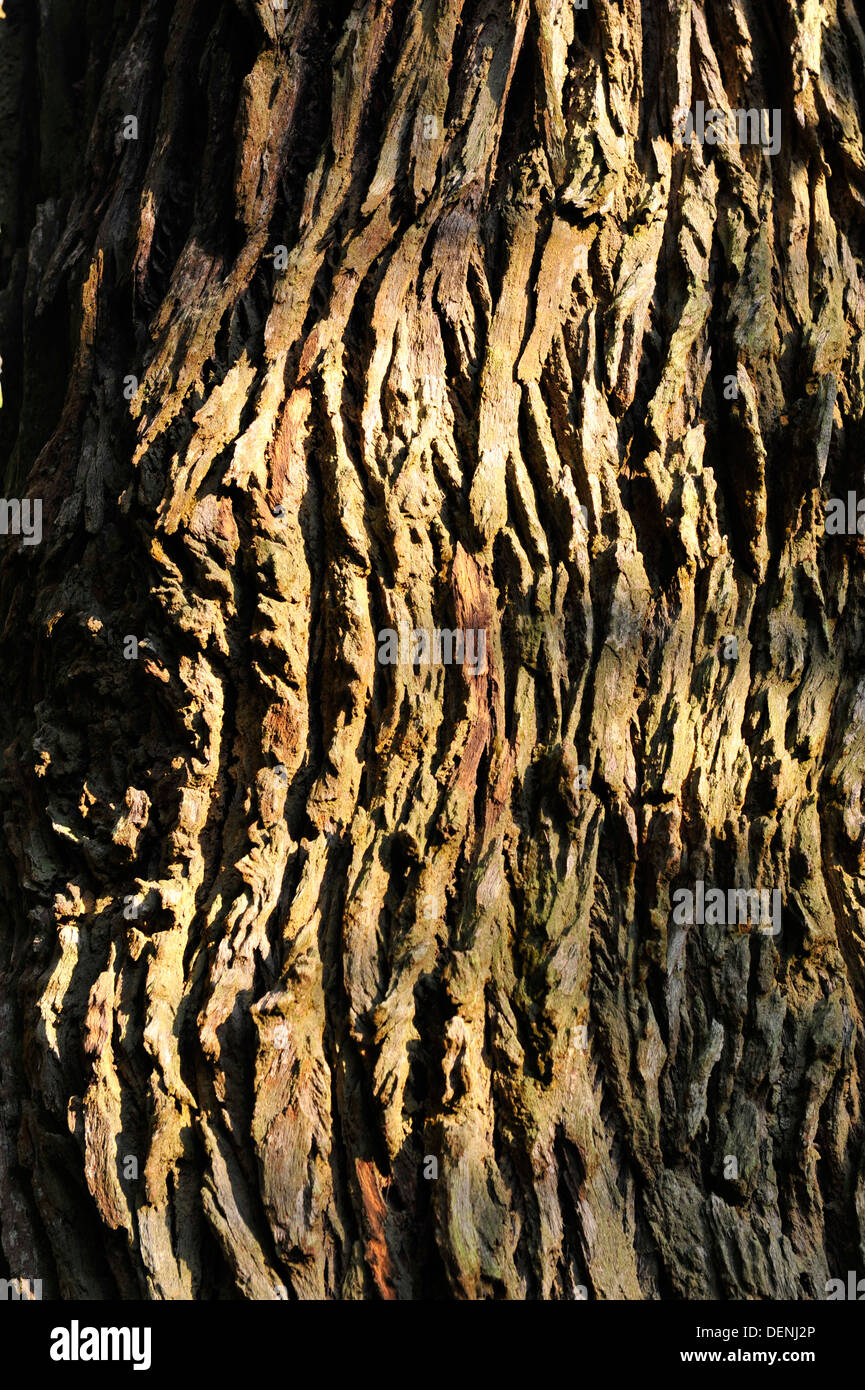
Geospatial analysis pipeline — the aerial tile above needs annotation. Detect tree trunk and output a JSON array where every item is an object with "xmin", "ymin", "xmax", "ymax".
[{"xmin": 2, "ymin": 0, "xmax": 865, "ymax": 1302}]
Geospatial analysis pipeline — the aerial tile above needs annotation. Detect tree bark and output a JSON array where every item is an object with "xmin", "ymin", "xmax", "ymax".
[{"xmin": 2, "ymin": 0, "xmax": 865, "ymax": 1301}]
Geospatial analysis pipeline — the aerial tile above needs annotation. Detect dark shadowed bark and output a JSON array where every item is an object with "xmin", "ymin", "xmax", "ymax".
[{"xmin": 2, "ymin": 0, "xmax": 865, "ymax": 1301}]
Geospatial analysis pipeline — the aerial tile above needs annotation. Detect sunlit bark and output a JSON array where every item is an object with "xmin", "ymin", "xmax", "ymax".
[{"xmin": 1, "ymin": 0, "xmax": 865, "ymax": 1300}]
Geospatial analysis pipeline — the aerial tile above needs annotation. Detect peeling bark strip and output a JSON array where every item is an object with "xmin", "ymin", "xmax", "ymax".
[{"xmin": 1, "ymin": 0, "xmax": 865, "ymax": 1302}]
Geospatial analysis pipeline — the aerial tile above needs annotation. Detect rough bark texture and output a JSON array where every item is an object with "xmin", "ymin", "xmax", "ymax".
[{"xmin": 2, "ymin": 0, "xmax": 865, "ymax": 1301}]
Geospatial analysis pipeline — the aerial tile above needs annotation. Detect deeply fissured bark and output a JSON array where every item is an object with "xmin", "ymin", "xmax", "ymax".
[{"xmin": 1, "ymin": 0, "xmax": 865, "ymax": 1300}]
